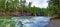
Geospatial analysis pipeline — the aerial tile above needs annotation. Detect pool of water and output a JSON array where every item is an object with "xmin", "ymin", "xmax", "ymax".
[{"xmin": 11, "ymin": 16, "xmax": 51, "ymax": 27}]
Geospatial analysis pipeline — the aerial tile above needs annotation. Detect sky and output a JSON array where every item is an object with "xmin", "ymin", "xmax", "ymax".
[{"xmin": 26, "ymin": 0, "xmax": 48, "ymax": 8}]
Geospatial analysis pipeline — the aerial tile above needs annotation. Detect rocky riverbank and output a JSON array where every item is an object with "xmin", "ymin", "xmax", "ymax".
[{"xmin": 45, "ymin": 19, "xmax": 60, "ymax": 27}]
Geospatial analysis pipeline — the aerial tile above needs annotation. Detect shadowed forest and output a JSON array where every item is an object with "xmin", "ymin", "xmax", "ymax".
[
  {"xmin": 0, "ymin": 0, "xmax": 59, "ymax": 17},
  {"xmin": 0, "ymin": 0, "xmax": 49, "ymax": 16}
]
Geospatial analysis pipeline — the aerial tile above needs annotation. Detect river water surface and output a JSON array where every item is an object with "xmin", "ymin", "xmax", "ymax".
[{"xmin": 11, "ymin": 16, "xmax": 51, "ymax": 27}]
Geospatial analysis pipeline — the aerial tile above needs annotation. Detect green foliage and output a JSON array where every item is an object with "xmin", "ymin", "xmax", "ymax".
[
  {"xmin": 0, "ymin": 0, "xmax": 49, "ymax": 16},
  {"xmin": 48, "ymin": 0, "xmax": 59, "ymax": 16},
  {"xmin": 0, "ymin": 19, "xmax": 16, "ymax": 27}
]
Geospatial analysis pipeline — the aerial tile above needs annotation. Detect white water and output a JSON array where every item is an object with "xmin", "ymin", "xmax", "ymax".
[{"xmin": 11, "ymin": 16, "xmax": 51, "ymax": 27}]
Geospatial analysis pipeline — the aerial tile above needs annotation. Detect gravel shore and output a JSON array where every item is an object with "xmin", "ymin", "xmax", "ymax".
[{"xmin": 45, "ymin": 19, "xmax": 60, "ymax": 27}]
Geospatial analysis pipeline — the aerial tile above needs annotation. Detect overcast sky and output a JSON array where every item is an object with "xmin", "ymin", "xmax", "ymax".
[{"xmin": 26, "ymin": 0, "xmax": 48, "ymax": 8}]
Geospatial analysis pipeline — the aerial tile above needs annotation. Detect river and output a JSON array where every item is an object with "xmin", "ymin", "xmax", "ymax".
[{"xmin": 11, "ymin": 16, "xmax": 51, "ymax": 27}]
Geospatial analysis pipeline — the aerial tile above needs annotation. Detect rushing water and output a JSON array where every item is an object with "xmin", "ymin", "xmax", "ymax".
[{"xmin": 11, "ymin": 16, "xmax": 51, "ymax": 27}]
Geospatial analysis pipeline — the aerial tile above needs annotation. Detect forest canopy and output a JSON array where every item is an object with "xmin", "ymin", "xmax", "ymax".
[{"xmin": 0, "ymin": 0, "xmax": 54, "ymax": 16}]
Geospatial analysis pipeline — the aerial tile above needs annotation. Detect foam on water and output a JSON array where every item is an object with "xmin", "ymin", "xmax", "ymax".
[{"xmin": 11, "ymin": 16, "xmax": 51, "ymax": 27}]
